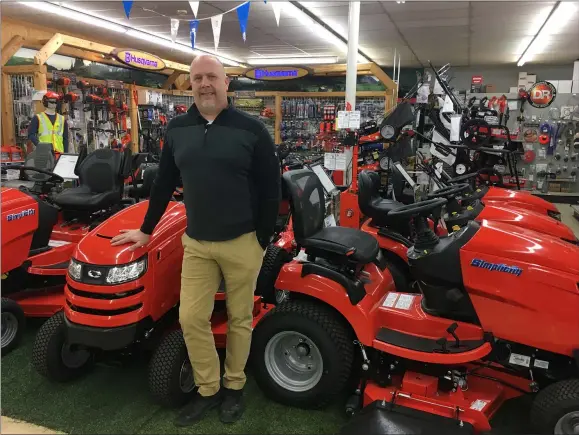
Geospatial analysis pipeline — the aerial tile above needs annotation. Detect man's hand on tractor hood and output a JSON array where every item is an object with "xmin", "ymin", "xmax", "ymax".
[{"xmin": 111, "ymin": 229, "xmax": 150, "ymax": 251}]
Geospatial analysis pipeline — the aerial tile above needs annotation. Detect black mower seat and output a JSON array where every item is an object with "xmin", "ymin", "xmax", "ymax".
[
  {"xmin": 283, "ymin": 168, "xmax": 379, "ymax": 265},
  {"xmin": 358, "ymin": 170, "xmax": 404, "ymax": 227},
  {"xmin": 301, "ymin": 226, "xmax": 379, "ymax": 264},
  {"xmin": 53, "ymin": 148, "xmax": 128, "ymax": 213},
  {"xmin": 128, "ymin": 163, "xmax": 159, "ymax": 200}
]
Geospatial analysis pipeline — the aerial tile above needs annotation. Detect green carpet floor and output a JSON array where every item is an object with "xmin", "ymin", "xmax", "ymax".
[{"xmin": 1, "ymin": 321, "xmax": 533, "ymax": 434}]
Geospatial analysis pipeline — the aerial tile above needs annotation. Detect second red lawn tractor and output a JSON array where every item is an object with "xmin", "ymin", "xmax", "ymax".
[
  {"xmin": 1, "ymin": 146, "xmax": 136, "ymax": 354},
  {"xmin": 250, "ymin": 167, "xmax": 579, "ymax": 434},
  {"xmin": 31, "ymin": 179, "xmax": 271, "ymax": 407}
]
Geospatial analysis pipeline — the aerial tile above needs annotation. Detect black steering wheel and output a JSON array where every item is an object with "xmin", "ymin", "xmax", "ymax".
[
  {"xmin": 426, "ymin": 183, "xmax": 470, "ymax": 200},
  {"xmin": 388, "ymin": 198, "xmax": 447, "ymax": 219},
  {"xmin": 3, "ymin": 165, "xmax": 65, "ymax": 184},
  {"xmin": 448, "ymin": 172, "xmax": 478, "ymax": 184}
]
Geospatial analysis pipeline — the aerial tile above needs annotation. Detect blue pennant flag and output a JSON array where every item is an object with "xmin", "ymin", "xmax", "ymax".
[
  {"xmin": 236, "ymin": 2, "xmax": 250, "ymax": 42},
  {"xmin": 122, "ymin": 0, "xmax": 133, "ymax": 18},
  {"xmin": 190, "ymin": 20, "xmax": 199, "ymax": 49}
]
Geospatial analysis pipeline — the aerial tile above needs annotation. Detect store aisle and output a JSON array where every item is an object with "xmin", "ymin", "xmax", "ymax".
[{"xmin": 557, "ymin": 203, "xmax": 579, "ymax": 237}]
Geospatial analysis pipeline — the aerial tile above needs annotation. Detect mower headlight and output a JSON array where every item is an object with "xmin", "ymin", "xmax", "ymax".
[
  {"xmin": 68, "ymin": 258, "xmax": 82, "ymax": 281},
  {"xmin": 106, "ymin": 257, "xmax": 147, "ymax": 284}
]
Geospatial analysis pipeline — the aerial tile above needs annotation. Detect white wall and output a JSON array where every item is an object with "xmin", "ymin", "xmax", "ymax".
[{"xmin": 447, "ymin": 64, "xmax": 576, "ymax": 93}]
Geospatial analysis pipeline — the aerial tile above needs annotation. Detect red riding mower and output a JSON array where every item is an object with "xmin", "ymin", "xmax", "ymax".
[
  {"xmin": 31, "ymin": 170, "xmax": 270, "ymax": 407},
  {"xmin": 250, "ymin": 167, "xmax": 579, "ymax": 434},
  {"xmin": 1, "ymin": 145, "xmax": 136, "ymax": 354}
]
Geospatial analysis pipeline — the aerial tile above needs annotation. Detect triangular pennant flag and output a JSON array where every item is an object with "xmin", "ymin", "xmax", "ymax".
[
  {"xmin": 211, "ymin": 14, "xmax": 223, "ymax": 52},
  {"xmin": 170, "ymin": 18, "xmax": 180, "ymax": 43},
  {"xmin": 189, "ymin": 1, "xmax": 199, "ymax": 17},
  {"xmin": 236, "ymin": 2, "xmax": 250, "ymax": 42},
  {"xmin": 189, "ymin": 20, "xmax": 199, "ymax": 49},
  {"xmin": 122, "ymin": 0, "xmax": 133, "ymax": 18},
  {"xmin": 271, "ymin": 2, "xmax": 281, "ymax": 26}
]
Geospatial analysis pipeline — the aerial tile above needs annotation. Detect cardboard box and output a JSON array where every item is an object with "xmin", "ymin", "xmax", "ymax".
[
  {"xmin": 509, "ymin": 86, "xmax": 520, "ymax": 94},
  {"xmin": 526, "ymin": 74, "xmax": 537, "ymax": 83},
  {"xmin": 486, "ymin": 84, "xmax": 497, "ymax": 92},
  {"xmin": 549, "ymin": 183, "xmax": 561, "ymax": 192},
  {"xmin": 561, "ymin": 186, "xmax": 571, "ymax": 193},
  {"xmin": 518, "ymin": 72, "xmax": 527, "ymax": 79}
]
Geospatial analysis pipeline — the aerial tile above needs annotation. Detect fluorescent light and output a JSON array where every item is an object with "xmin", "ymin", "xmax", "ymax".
[
  {"xmin": 517, "ymin": 2, "xmax": 577, "ymax": 66},
  {"xmin": 21, "ymin": 1, "xmax": 243, "ymax": 67},
  {"xmin": 247, "ymin": 56, "xmax": 338, "ymax": 65},
  {"xmin": 21, "ymin": 2, "xmax": 127, "ymax": 33},
  {"xmin": 285, "ymin": 2, "xmax": 370, "ymax": 63}
]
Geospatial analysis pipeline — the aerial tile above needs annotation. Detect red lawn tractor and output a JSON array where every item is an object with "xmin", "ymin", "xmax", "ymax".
[{"xmin": 250, "ymin": 168, "xmax": 579, "ymax": 434}]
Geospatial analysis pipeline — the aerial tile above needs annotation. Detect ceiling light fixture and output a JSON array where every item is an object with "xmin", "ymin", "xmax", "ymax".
[
  {"xmin": 247, "ymin": 56, "xmax": 338, "ymax": 66},
  {"xmin": 19, "ymin": 1, "xmax": 244, "ymax": 67},
  {"xmin": 287, "ymin": 2, "xmax": 370, "ymax": 63},
  {"xmin": 516, "ymin": 1, "xmax": 577, "ymax": 67}
]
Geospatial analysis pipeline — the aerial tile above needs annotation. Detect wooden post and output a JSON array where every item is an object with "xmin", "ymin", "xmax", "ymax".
[
  {"xmin": 32, "ymin": 65, "xmax": 48, "ymax": 114},
  {"xmin": 274, "ymin": 94, "xmax": 282, "ymax": 144},
  {"xmin": 1, "ymin": 73, "xmax": 16, "ymax": 145},
  {"xmin": 162, "ymin": 71, "xmax": 182, "ymax": 90},
  {"xmin": 1, "ymin": 35, "xmax": 25, "ymax": 66},
  {"xmin": 129, "ymin": 84, "xmax": 139, "ymax": 153}
]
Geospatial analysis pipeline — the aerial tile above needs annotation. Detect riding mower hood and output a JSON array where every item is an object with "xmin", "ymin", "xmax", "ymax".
[{"xmin": 251, "ymin": 169, "xmax": 579, "ymax": 434}]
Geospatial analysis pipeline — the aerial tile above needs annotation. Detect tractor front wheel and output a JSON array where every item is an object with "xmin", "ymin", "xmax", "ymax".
[
  {"xmin": 251, "ymin": 300, "xmax": 354, "ymax": 409},
  {"xmin": 31, "ymin": 311, "xmax": 94, "ymax": 382},
  {"xmin": 530, "ymin": 379, "xmax": 579, "ymax": 434},
  {"xmin": 148, "ymin": 329, "xmax": 196, "ymax": 408},
  {"xmin": 1, "ymin": 298, "xmax": 25, "ymax": 355}
]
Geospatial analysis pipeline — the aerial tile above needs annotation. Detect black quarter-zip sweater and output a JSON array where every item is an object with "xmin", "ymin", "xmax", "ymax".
[{"xmin": 140, "ymin": 102, "xmax": 281, "ymax": 249}]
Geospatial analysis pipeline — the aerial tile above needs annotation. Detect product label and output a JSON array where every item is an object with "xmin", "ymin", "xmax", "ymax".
[
  {"xmin": 394, "ymin": 294, "xmax": 414, "ymax": 310},
  {"xmin": 382, "ymin": 292, "xmax": 398, "ymax": 308},
  {"xmin": 533, "ymin": 359, "xmax": 549, "ymax": 369},
  {"xmin": 470, "ymin": 399, "xmax": 488, "ymax": 411},
  {"xmin": 509, "ymin": 353, "xmax": 531, "ymax": 367}
]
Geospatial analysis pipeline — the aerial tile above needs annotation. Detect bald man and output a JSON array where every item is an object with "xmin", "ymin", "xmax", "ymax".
[{"xmin": 111, "ymin": 55, "xmax": 281, "ymax": 426}]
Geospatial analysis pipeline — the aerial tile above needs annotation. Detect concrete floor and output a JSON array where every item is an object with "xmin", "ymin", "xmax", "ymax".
[{"xmin": 556, "ymin": 203, "xmax": 579, "ymax": 237}]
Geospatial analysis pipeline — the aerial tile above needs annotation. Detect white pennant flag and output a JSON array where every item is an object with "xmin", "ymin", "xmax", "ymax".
[
  {"xmin": 170, "ymin": 18, "xmax": 180, "ymax": 43},
  {"xmin": 211, "ymin": 14, "xmax": 223, "ymax": 52},
  {"xmin": 189, "ymin": 1, "xmax": 199, "ymax": 17},
  {"xmin": 271, "ymin": 2, "xmax": 282, "ymax": 26}
]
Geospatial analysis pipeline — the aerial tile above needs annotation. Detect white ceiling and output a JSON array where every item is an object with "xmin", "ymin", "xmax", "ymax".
[{"xmin": 2, "ymin": 1, "xmax": 578, "ymax": 68}]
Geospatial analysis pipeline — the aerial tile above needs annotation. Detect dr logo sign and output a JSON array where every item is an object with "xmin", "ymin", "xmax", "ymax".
[{"xmin": 528, "ymin": 81, "xmax": 557, "ymax": 108}]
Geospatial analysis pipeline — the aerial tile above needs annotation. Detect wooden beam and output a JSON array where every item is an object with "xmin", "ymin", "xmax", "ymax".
[
  {"xmin": 162, "ymin": 71, "xmax": 182, "ymax": 90},
  {"xmin": 129, "ymin": 84, "xmax": 139, "ymax": 153},
  {"xmin": 34, "ymin": 33, "xmax": 64, "ymax": 65},
  {"xmin": 275, "ymin": 95, "xmax": 281, "ymax": 144},
  {"xmin": 370, "ymin": 63, "xmax": 397, "ymax": 91},
  {"xmin": 1, "ymin": 73, "xmax": 16, "ymax": 145},
  {"xmin": 2, "ymin": 65, "xmax": 40, "ymax": 75},
  {"xmin": 1, "ymin": 35, "xmax": 25, "ymax": 66},
  {"xmin": 33, "ymin": 65, "xmax": 48, "ymax": 114},
  {"xmin": 174, "ymin": 74, "xmax": 190, "ymax": 91}
]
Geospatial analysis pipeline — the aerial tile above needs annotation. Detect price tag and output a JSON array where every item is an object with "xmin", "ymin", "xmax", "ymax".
[
  {"xmin": 348, "ymin": 111, "xmax": 361, "ymax": 129},
  {"xmin": 337, "ymin": 111, "xmax": 349, "ymax": 129}
]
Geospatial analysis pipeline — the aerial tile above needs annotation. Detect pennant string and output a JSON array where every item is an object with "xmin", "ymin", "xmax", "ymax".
[{"xmin": 139, "ymin": 1, "xmax": 249, "ymax": 22}]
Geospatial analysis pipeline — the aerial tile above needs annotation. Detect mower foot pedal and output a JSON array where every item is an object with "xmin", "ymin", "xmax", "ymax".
[
  {"xmin": 376, "ymin": 328, "xmax": 485, "ymax": 354},
  {"xmin": 339, "ymin": 401, "xmax": 474, "ymax": 434}
]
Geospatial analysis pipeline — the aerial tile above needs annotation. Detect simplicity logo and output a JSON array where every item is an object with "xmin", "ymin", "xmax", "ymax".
[
  {"xmin": 255, "ymin": 68, "xmax": 298, "ymax": 79},
  {"xmin": 470, "ymin": 258, "xmax": 523, "ymax": 277}
]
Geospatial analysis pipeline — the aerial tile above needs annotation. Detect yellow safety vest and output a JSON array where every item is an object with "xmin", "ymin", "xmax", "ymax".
[{"xmin": 37, "ymin": 112, "xmax": 65, "ymax": 153}]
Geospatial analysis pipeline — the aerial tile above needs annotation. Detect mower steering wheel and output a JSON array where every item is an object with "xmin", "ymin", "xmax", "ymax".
[
  {"xmin": 448, "ymin": 172, "xmax": 478, "ymax": 184},
  {"xmin": 427, "ymin": 183, "xmax": 470, "ymax": 200},
  {"xmin": 3, "ymin": 165, "xmax": 65, "ymax": 184},
  {"xmin": 388, "ymin": 198, "xmax": 447, "ymax": 219}
]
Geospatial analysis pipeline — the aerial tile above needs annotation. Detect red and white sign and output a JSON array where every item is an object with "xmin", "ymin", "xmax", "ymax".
[
  {"xmin": 471, "ymin": 75, "xmax": 483, "ymax": 85},
  {"xmin": 528, "ymin": 81, "xmax": 557, "ymax": 108}
]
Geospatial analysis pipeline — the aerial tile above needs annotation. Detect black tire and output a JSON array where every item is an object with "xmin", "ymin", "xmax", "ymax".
[
  {"xmin": 251, "ymin": 300, "xmax": 354, "ymax": 409},
  {"xmin": 382, "ymin": 257, "xmax": 411, "ymax": 293},
  {"xmin": 148, "ymin": 329, "xmax": 196, "ymax": 408},
  {"xmin": 31, "ymin": 311, "xmax": 94, "ymax": 382},
  {"xmin": 1, "ymin": 298, "xmax": 26, "ymax": 355},
  {"xmin": 256, "ymin": 245, "xmax": 290, "ymax": 305},
  {"xmin": 530, "ymin": 379, "xmax": 579, "ymax": 434}
]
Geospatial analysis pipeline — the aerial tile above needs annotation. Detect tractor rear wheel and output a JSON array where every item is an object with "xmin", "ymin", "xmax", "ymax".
[
  {"xmin": 1, "ymin": 298, "xmax": 25, "ymax": 355},
  {"xmin": 256, "ymin": 245, "xmax": 291, "ymax": 305},
  {"xmin": 251, "ymin": 300, "xmax": 354, "ymax": 409},
  {"xmin": 31, "ymin": 311, "xmax": 94, "ymax": 382},
  {"xmin": 148, "ymin": 329, "xmax": 196, "ymax": 408},
  {"xmin": 530, "ymin": 379, "xmax": 579, "ymax": 434}
]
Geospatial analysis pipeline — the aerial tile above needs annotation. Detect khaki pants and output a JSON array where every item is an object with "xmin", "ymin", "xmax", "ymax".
[{"xmin": 179, "ymin": 231, "xmax": 264, "ymax": 397}]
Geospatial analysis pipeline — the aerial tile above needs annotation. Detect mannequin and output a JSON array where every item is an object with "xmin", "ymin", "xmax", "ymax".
[{"xmin": 27, "ymin": 91, "xmax": 69, "ymax": 156}]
